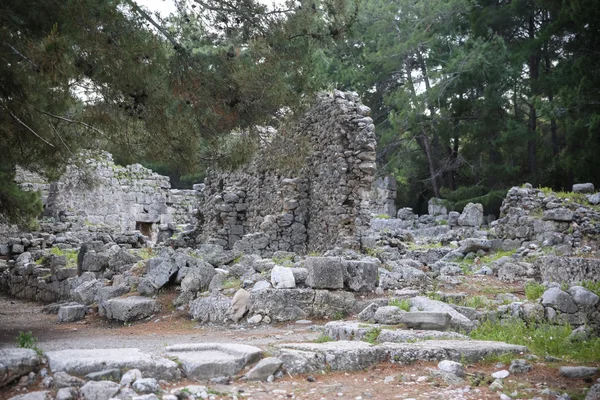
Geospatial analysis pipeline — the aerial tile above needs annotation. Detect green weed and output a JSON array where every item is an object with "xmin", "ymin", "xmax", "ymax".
[
  {"xmin": 314, "ymin": 334, "xmax": 334, "ymax": 343},
  {"xmin": 389, "ymin": 298, "xmax": 411, "ymax": 311},
  {"xmin": 222, "ymin": 276, "xmax": 241, "ymax": 290},
  {"xmin": 464, "ymin": 295, "xmax": 489, "ymax": 309},
  {"xmin": 374, "ymin": 214, "xmax": 391, "ymax": 219},
  {"xmin": 582, "ymin": 280, "xmax": 600, "ymax": 297},
  {"xmin": 525, "ymin": 282, "xmax": 546, "ymax": 301},
  {"xmin": 16, "ymin": 331, "xmax": 43, "ymax": 356},
  {"xmin": 364, "ymin": 327, "xmax": 381, "ymax": 344}
]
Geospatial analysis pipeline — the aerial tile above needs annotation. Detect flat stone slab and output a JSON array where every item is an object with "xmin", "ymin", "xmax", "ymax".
[
  {"xmin": 98, "ymin": 296, "xmax": 160, "ymax": 322},
  {"xmin": 45, "ymin": 348, "xmax": 180, "ymax": 380},
  {"xmin": 324, "ymin": 321, "xmax": 467, "ymax": 343},
  {"xmin": 382, "ymin": 340, "xmax": 528, "ymax": 364},
  {"xmin": 164, "ymin": 343, "xmax": 262, "ymax": 380},
  {"xmin": 0, "ymin": 348, "xmax": 40, "ymax": 387},
  {"xmin": 398, "ymin": 312, "xmax": 451, "ymax": 330},
  {"xmin": 276, "ymin": 339, "xmax": 527, "ymax": 373}
]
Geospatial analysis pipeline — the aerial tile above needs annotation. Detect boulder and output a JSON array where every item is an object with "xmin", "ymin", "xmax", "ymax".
[
  {"xmin": 0, "ymin": 348, "xmax": 40, "ymax": 387},
  {"xmin": 71, "ymin": 280, "xmax": 103, "ymax": 305},
  {"xmin": 542, "ymin": 208, "xmax": 574, "ymax": 222},
  {"xmin": 53, "ymin": 371, "xmax": 85, "ymax": 388},
  {"xmin": 181, "ymin": 261, "xmax": 216, "ymax": 293},
  {"xmin": 559, "ymin": 366, "xmax": 598, "ymax": 378},
  {"xmin": 79, "ymin": 381, "xmax": 120, "ymax": 400},
  {"xmin": 270, "ymin": 265, "xmax": 295, "ymax": 289},
  {"xmin": 120, "ymin": 369, "xmax": 142, "ymax": 386},
  {"xmin": 312, "ymin": 290, "xmax": 355, "ymax": 318},
  {"xmin": 249, "ymin": 288, "xmax": 315, "ymax": 322},
  {"xmin": 457, "ymin": 203, "xmax": 484, "ymax": 228},
  {"xmin": 137, "ymin": 257, "xmax": 178, "ymax": 296},
  {"xmin": 189, "ymin": 290, "xmax": 231, "ymax": 323},
  {"xmin": 227, "ymin": 289, "xmax": 251, "ymax": 322},
  {"xmin": 374, "ymin": 306, "xmax": 405, "ymax": 324},
  {"xmin": 572, "ymin": 183, "xmax": 595, "ymax": 193},
  {"xmin": 438, "ymin": 360, "xmax": 465, "ymax": 377},
  {"xmin": 94, "ymin": 285, "xmax": 130, "ymax": 303},
  {"xmin": 98, "ymin": 296, "xmax": 160, "ymax": 322},
  {"xmin": 398, "ymin": 312, "xmax": 451, "ymax": 331},
  {"xmin": 85, "ymin": 369, "xmax": 121, "ymax": 382},
  {"xmin": 132, "ymin": 378, "xmax": 159, "ymax": 393},
  {"xmin": 57, "ymin": 304, "xmax": 86, "ymax": 323},
  {"xmin": 304, "ymin": 257, "xmax": 344, "ymax": 289},
  {"xmin": 244, "ymin": 357, "xmax": 283, "ymax": 381},
  {"xmin": 409, "ymin": 296, "xmax": 475, "ymax": 332},
  {"xmin": 343, "ymin": 260, "xmax": 379, "ymax": 292},
  {"xmin": 569, "ymin": 286, "xmax": 599, "ymax": 308},
  {"xmin": 541, "ymin": 288, "xmax": 578, "ymax": 314},
  {"xmin": 8, "ymin": 391, "xmax": 50, "ymax": 400}
]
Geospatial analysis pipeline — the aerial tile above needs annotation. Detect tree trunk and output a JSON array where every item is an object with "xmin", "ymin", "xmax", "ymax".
[
  {"xmin": 417, "ymin": 132, "xmax": 440, "ymax": 198},
  {"xmin": 527, "ymin": 14, "xmax": 540, "ymax": 178}
]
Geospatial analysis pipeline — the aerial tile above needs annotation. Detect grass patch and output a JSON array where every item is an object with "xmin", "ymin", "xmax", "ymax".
[
  {"xmin": 582, "ymin": 280, "xmax": 600, "ymax": 297},
  {"xmin": 314, "ymin": 334, "xmax": 334, "ymax": 343},
  {"xmin": 272, "ymin": 254, "xmax": 294, "ymax": 268},
  {"xmin": 389, "ymin": 298, "xmax": 411, "ymax": 311},
  {"xmin": 333, "ymin": 311, "xmax": 347, "ymax": 320},
  {"xmin": 525, "ymin": 282, "xmax": 546, "ymax": 301},
  {"xmin": 222, "ymin": 276, "xmax": 241, "ymax": 290},
  {"xmin": 406, "ymin": 242, "xmax": 444, "ymax": 251},
  {"xmin": 136, "ymin": 247, "xmax": 154, "ymax": 260},
  {"xmin": 374, "ymin": 213, "xmax": 390, "ymax": 219},
  {"xmin": 470, "ymin": 318, "xmax": 600, "ymax": 362},
  {"xmin": 49, "ymin": 247, "xmax": 78, "ymax": 268},
  {"xmin": 16, "ymin": 331, "xmax": 43, "ymax": 356},
  {"xmin": 363, "ymin": 327, "xmax": 381, "ymax": 344},
  {"xmin": 463, "ymin": 295, "xmax": 489, "ymax": 309}
]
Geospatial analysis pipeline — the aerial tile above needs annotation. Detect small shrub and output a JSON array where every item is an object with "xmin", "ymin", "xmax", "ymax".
[
  {"xmin": 525, "ymin": 282, "xmax": 546, "ymax": 301},
  {"xmin": 389, "ymin": 298, "xmax": 411, "ymax": 311},
  {"xmin": 464, "ymin": 295, "xmax": 489, "ymax": 309},
  {"xmin": 16, "ymin": 331, "xmax": 42, "ymax": 356},
  {"xmin": 582, "ymin": 280, "xmax": 600, "ymax": 297},
  {"xmin": 314, "ymin": 334, "xmax": 334, "ymax": 343},
  {"xmin": 222, "ymin": 276, "xmax": 241, "ymax": 289},
  {"xmin": 364, "ymin": 327, "xmax": 381, "ymax": 344},
  {"xmin": 333, "ymin": 311, "xmax": 346, "ymax": 320}
]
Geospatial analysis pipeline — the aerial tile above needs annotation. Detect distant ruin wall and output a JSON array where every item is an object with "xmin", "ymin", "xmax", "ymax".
[
  {"xmin": 200, "ymin": 90, "xmax": 377, "ymax": 254},
  {"xmin": 13, "ymin": 153, "xmax": 202, "ymax": 239}
]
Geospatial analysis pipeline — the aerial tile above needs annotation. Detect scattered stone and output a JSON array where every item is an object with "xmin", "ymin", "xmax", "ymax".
[
  {"xmin": 189, "ymin": 290, "xmax": 231, "ymax": 324},
  {"xmin": 541, "ymin": 288, "xmax": 578, "ymax": 314},
  {"xmin": 53, "ymin": 372, "xmax": 85, "ymax": 389},
  {"xmin": 7, "ymin": 391, "xmax": 50, "ymax": 400},
  {"xmin": 357, "ymin": 303, "xmax": 378, "ymax": 322},
  {"xmin": 55, "ymin": 387, "xmax": 78, "ymax": 400},
  {"xmin": 573, "ymin": 183, "xmax": 595, "ymax": 193},
  {"xmin": 79, "ymin": 381, "xmax": 120, "ymax": 400},
  {"xmin": 57, "ymin": 304, "xmax": 86, "ymax": 323},
  {"xmin": 0, "ymin": 348, "xmax": 40, "ymax": 388},
  {"xmin": 398, "ymin": 312, "xmax": 451, "ymax": 331},
  {"xmin": 559, "ymin": 366, "xmax": 598, "ymax": 378},
  {"xmin": 509, "ymin": 359, "xmax": 532, "ymax": 374},
  {"xmin": 491, "ymin": 370, "xmax": 510, "ymax": 379},
  {"xmin": 569, "ymin": 286, "xmax": 599, "ymax": 308},
  {"xmin": 408, "ymin": 296, "xmax": 475, "ymax": 332},
  {"xmin": 438, "ymin": 360, "xmax": 464, "ymax": 377},
  {"xmin": 132, "ymin": 378, "xmax": 159, "ymax": 393},
  {"xmin": 98, "ymin": 296, "xmax": 160, "ymax": 322},
  {"xmin": 270, "ymin": 265, "xmax": 296, "ymax": 289},
  {"xmin": 120, "ymin": 369, "xmax": 142, "ymax": 386},
  {"xmin": 245, "ymin": 357, "xmax": 283, "ymax": 381},
  {"xmin": 343, "ymin": 260, "xmax": 379, "ymax": 292},
  {"xmin": 227, "ymin": 288, "xmax": 251, "ymax": 322},
  {"xmin": 374, "ymin": 306, "xmax": 405, "ymax": 324},
  {"xmin": 457, "ymin": 203, "xmax": 484, "ymax": 228}
]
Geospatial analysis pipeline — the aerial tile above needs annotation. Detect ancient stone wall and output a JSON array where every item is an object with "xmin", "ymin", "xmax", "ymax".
[
  {"xmin": 370, "ymin": 175, "xmax": 397, "ymax": 217},
  {"xmin": 200, "ymin": 91, "xmax": 377, "ymax": 255}
]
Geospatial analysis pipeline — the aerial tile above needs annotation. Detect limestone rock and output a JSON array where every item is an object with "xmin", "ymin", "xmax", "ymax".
[
  {"xmin": 374, "ymin": 306, "xmax": 405, "ymax": 324},
  {"xmin": 398, "ymin": 312, "xmax": 451, "ymax": 331},
  {"xmin": 245, "ymin": 357, "xmax": 283, "ymax": 381},
  {"xmin": 137, "ymin": 257, "xmax": 178, "ymax": 296},
  {"xmin": 98, "ymin": 296, "xmax": 160, "ymax": 322},
  {"xmin": 79, "ymin": 381, "xmax": 120, "ymax": 400},
  {"xmin": 304, "ymin": 257, "xmax": 344, "ymax": 289},
  {"xmin": 189, "ymin": 290, "xmax": 231, "ymax": 324},
  {"xmin": 457, "ymin": 203, "xmax": 484, "ymax": 228},
  {"xmin": 57, "ymin": 304, "xmax": 86, "ymax": 323},
  {"xmin": 343, "ymin": 260, "xmax": 379, "ymax": 292},
  {"xmin": 437, "ymin": 360, "xmax": 465, "ymax": 377},
  {"xmin": 0, "ymin": 348, "xmax": 40, "ymax": 388},
  {"xmin": 573, "ymin": 183, "xmax": 594, "ymax": 193},
  {"xmin": 541, "ymin": 288, "xmax": 578, "ymax": 314},
  {"xmin": 270, "ymin": 265, "xmax": 296, "ymax": 289},
  {"xmin": 132, "ymin": 378, "xmax": 159, "ymax": 393},
  {"xmin": 569, "ymin": 286, "xmax": 599, "ymax": 308},
  {"xmin": 227, "ymin": 289, "xmax": 251, "ymax": 322},
  {"xmin": 249, "ymin": 288, "xmax": 315, "ymax": 322},
  {"xmin": 559, "ymin": 366, "xmax": 598, "ymax": 378}
]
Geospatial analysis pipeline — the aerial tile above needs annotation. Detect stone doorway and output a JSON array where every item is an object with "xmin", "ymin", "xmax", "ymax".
[{"xmin": 136, "ymin": 221, "xmax": 153, "ymax": 239}]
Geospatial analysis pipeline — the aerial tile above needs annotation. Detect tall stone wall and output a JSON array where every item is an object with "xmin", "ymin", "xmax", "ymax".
[{"xmin": 200, "ymin": 90, "xmax": 377, "ymax": 255}]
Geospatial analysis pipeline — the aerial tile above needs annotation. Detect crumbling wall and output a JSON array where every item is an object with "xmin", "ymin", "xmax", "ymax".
[
  {"xmin": 370, "ymin": 175, "xmax": 397, "ymax": 217},
  {"xmin": 200, "ymin": 91, "xmax": 377, "ymax": 255}
]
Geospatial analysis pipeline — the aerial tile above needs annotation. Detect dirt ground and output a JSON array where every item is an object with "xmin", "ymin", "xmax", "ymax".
[{"xmin": 0, "ymin": 289, "xmax": 598, "ymax": 400}]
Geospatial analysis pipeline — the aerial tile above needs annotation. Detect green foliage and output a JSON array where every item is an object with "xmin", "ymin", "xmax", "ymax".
[
  {"xmin": 389, "ymin": 298, "xmax": 411, "ymax": 312},
  {"xmin": 582, "ymin": 280, "xmax": 600, "ymax": 297},
  {"xmin": 525, "ymin": 282, "xmax": 546, "ymax": 301},
  {"xmin": 374, "ymin": 214, "xmax": 391, "ymax": 219},
  {"xmin": 49, "ymin": 247, "xmax": 78, "ymax": 268},
  {"xmin": 333, "ymin": 311, "xmax": 347, "ymax": 320},
  {"xmin": 0, "ymin": 169, "xmax": 43, "ymax": 228},
  {"xmin": 314, "ymin": 334, "xmax": 334, "ymax": 343},
  {"xmin": 272, "ymin": 254, "xmax": 295, "ymax": 268},
  {"xmin": 463, "ymin": 296, "xmax": 489, "ymax": 309},
  {"xmin": 470, "ymin": 318, "xmax": 600, "ymax": 362},
  {"xmin": 363, "ymin": 327, "xmax": 381, "ymax": 344},
  {"xmin": 440, "ymin": 188, "xmax": 508, "ymax": 217},
  {"xmin": 16, "ymin": 331, "xmax": 42, "ymax": 356},
  {"xmin": 222, "ymin": 277, "xmax": 241, "ymax": 290}
]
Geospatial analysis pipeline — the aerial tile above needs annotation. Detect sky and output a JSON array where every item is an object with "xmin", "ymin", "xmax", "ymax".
[{"xmin": 136, "ymin": 0, "xmax": 178, "ymax": 17}]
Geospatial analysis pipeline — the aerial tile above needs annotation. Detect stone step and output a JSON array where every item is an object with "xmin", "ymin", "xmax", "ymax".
[
  {"xmin": 324, "ymin": 321, "xmax": 468, "ymax": 343},
  {"xmin": 275, "ymin": 339, "xmax": 527, "ymax": 374},
  {"xmin": 164, "ymin": 343, "xmax": 263, "ymax": 380},
  {"xmin": 45, "ymin": 348, "xmax": 180, "ymax": 380}
]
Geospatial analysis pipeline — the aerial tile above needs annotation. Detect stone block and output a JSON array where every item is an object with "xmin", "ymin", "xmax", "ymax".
[
  {"xmin": 343, "ymin": 260, "xmax": 378, "ymax": 292},
  {"xmin": 58, "ymin": 304, "xmax": 86, "ymax": 323},
  {"xmin": 98, "ymin": 296, "xmax": 160, "ymax": 322},
  {"xmin": 304, "ymin": 257, "xmax": 344, "ymax": 289}
]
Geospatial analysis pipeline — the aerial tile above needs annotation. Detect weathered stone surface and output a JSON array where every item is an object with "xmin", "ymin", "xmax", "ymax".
[
  {"xmin": 572, "ymin": 183, "xmax": 595, "ymax": 193},
  {"xmin": 379, "ymin": 264, "xmax": 430, "ymax": 290},
  {"xmin": 57, "ymin": 304, "xmax": 86, "ymax": 323},
  {"xmin": 586, "ymin": 384, "xmax": 600, "ymax": 400},
  {"xmin": 374, "ymin": 306, "xmax": 405, "ymax": 324},
  {"xmin": 46, "ymin": 348, "xmax": 180, "ymax": 380},
  {"xmin": 457, "ymin": 203, "xmax": 484, "ymax": 228},
  {"xmin": 409, "ymin": 296, "xmax": 476, "ymax": 331},
  {"xmin": 498, "ymin": 262, "xmax": 534, "ymax": 283},
  {"xmin": 304, "ymin": 257, "xmax": 344, "ymax": 289},
  {"xmin": 189, "ymin": 290, "xmax": 231, "ymax": 323},
  {"xmin": 438, "ymin": 360, "xmax": 465, "ymax": 377},
  {"xmin": 71, "ymin": 279, "xmax": 103, "ymax": 306},
  {"xmin": 244, "ymin": 357, "xmax": 283, "ymax": 381},
  {"xmin": 343, "ymin": 260, "xmax": 378, "ymax": 292},
  {"xmin": 541, "ymin": 288, "xmax": 578, "ymax": 314},
  {"xmin": 270, "ymin": 265, "xmax": 295, "ymax": 289},
  {"xmin": 324, "ymin": 321, "xmax": 468, "ymax": 343},
  {"xmin": 85, "ymin": 368, "xmax": 121, "ymax": 382},
  {"xmin": 312, "ymin": 290, "xmax": 355, "ymax": 318},
  {"xmin": 55, "ymin": 387, "xmax": 78, "ymax": 400},
  {"xmin": 79, "ymin": 381, "xmax": 120, "ymax": 400},
  {"xmin": 98, "ymin": 296, "xmax": 160, "ymax": 322},
  {"xmin": 249, "ymin": 288, "xmax": 315, "ymax": 322},
  {"xmin": 164, "ymin": 343, "xmax": 262, "ymax": 380},
  {"xmin": 53, "ymin": 371, "xmax": 85, "ymax": 389},
  {"xmin": 0, "ymin": 348, "xmax": 40, "ymax": 388},
  {"xmin": 180, "ymin": 261, "xmax": 216, "ymax": 293},
  {"xmin": 8, "ymin": 391, "xmax": 50, "ymax": 400},
  {"xmin": 120, "ymin": 369, "xmax": 142, "ymax": 386},
  {"xmin": 132, "ymin": 378, "xmax": 159, "ymax": 393},
  {"xmin": 137, "ymin": 257, "xmax": 178, "ymax": 296},
  {"xmin": 94, "ymin": 285, "xmax": 130, "ymax": 303},
  {"xmin": 227, "ymin": 289, "xmax": 250, "ymax": 322},
  {"xmin": 509, "ymin": 359, "xmax": 532, "ymax": 374},
  {"xmin": 398, "ymin": 312, "xmax": 451, "ymax": 331},
  {"xmin": 357, "ymin": 303, "xmax": 379, "ymax": 322},
  {"xmin": 542, "ymin": 208, "xmax": 574, "ymax": 222},
  {"xmin": 458, "ymin": 238, "xmax": 491, "ymax": 254},
  {"xmin": 536, "ymin": 256, "xmax": 600, "ymax": 284},
  {"xmin": 559, "ymin": 366, "xmax": 598, "ymax": 378},
  {"xmin": 569, "ymin": 286, "xmax": 600, "ymax": 308}
]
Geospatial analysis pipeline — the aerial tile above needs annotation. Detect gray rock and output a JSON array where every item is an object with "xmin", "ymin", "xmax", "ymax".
[
  {"xmin": 227, "ymin": 289, "xmax": 250, "ymax": 322},
  {"xmin": 80, "ymin": 251, "xmax": 109, "ymax": 273},
  {"xmin": 45, "ymin": 348, "xmax": 180, "ymax": 380},
  {"xmin": 53, "ymin": 371, "xmax": 84, "ymax": 388},
  {"xmin": 474, "ymin": 266, "xmax": 493, "ymax": 275},
  {"xmin": 587, "ymin": 193, "xmax": 600, "ymax": 205},
  {"xmin": 0, "ymin": 348, "xmax": 40, "ymax": 387},
  {"xmin": 137, "ymin": 257, "xmax": 178, "ymax": 296},
  {"xmin": 573, "ymin": 183, "xmax": 595, "ymax": 193},
  {"xmin": 457, "ymin": 203, "xmax": 484, "ymax": 228},
  {"xmin": 291, "ymin": 267, "xmax": 308, "ymax": 285},
  {"xmin": 509, "ymin": 359, "xmax": 532, "ymax": 374},
  {"xmin": 498, "ymin": 262, "xmax": 534, "ymax": 283},
  {"xmin": 569, "ymin": 286, "xmax": 599, "ymax": 308},
  {"xmin": 196, "ymin": 244, "xmax": 236, "ymax": 267},
  {"xmin": 559, "ymin": 366, "xmax": 598, "ymax": 378},
  {"xmin": 541, "ymin": 288, "xmax": 578, "ymax": 314},
  {"xmin": 358, "ymin": 303, "xmax": 379, "ymax": 322},
  {"xmin": 189, "ymin": 290, "xmax": 231, "ymax": 323},
  {"xmin": 458, "ymin": 238, "xmax": 491, "ymax": 254},
  {"xmin": 312, "ymin": 290, "xmax": 355, "ymax": 318},
  {"xmin": 437, "ymin": 360, "xmax": 465, "ymax": 377},
  {"xmin": 252, "ymin": 280, "xmax": 271, "ymax": 291},
  {"xmin": 8, "ymin": 391, "xmax": 50, "ymax": 400},
  {"xmin": 536, "ymin": 256, "xmax": 600, "ymax": 284},
  {"xmin": 304, "ymin": 257, "xmax": 344, "ymax": 289},
  {"xmin": 98, "ymin": 296, "xmax": 160, "ymax": 322},
  {"xmin": 409, "ymin": 296, "xmax": 475, "ymax": 332},
  {"xmin": 343, "ymin": 260, "xmax": 379, "ymax": 292},
  {"xmin": 249, "ymin": 288, "xmax": 315, "ymax": 322},
  {"xmin": 324, "ymin": 321, "xmax": 467, "ymax": 343},
  {"xmin": 164, "ymin": 343, "xmax": 262, "ymax": 380},
  {"xmin": 55, "ymin": 387, "xmax": 78, "ymax": 400},
  {"xmin": 270, "ymin": 265, "xmax": 296, "ymax": 289},
  {"xmin": 79, "ymin": 381, "xmax": 120, "ymax": 400},
  {"xmin": 491, "ymin": 370, "xmax": 509, "ymax": 379},
  {"xmin": 428, "ymin": 368, "xmax": 465, "ymax": 385},
  {"xmin": 85, "ymin": 368, "xmax": 121, "ymax": 382},
  {"xmin": 586, "ymin": 383, "xmax": 600, "ymax": 400},
  {"xmin": 58, "ymin": 304, "xmax": 86, "ymax": 323},
  {"xmin": 120, "ymin": 369, "xmax": 142, "ymax": 386},
  {"xmin": 374, "ymin": 306, "xmax": 405, "ymax": 324},
  {"xmin": 245, "ymin": 357, "xmax": 283, "ymax": 381},
  {"xmin": 180, "ymin": 261, "xmax": 215, "ymax": 293},
  {"xmin": 398, "ymin": 312, "xmax": 451, "ymax": 331},
  {"xmin": 71, "ymin": 280, "xmax": 103, "ymax": 305},
  {"xmin": 543, "ymin": 208, "xmax": 574, "ymax": 222},
  {"xmin": 132, "ymin": 378, "xmax": 159, "ymax": 393},
  {"xmin": 379, "ymin": 264, "xmax": 429, "ymax": 290},
  {"xmin": 94, "ymin": 285, "xmax": 130, "ymax": 303}
]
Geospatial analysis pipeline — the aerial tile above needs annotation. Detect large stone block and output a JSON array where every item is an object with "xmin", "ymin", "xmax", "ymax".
[
  {"xmin": 343, "ymin": 260, "xmax": 378, "ymax": 292},
  {"xmin": 58, "ymin": 303, "xmax": 86, "ymax": 323},
  {"xmin": 0, "ymin": 348, "xmax": 40, "ymax": 387},
  {"xmin": 98, "ymin": 296, "xmax": 160, "ymax": 322},
  {"xmin": 249, "ymin": 288, "xmax": 315, "ymax": 322},
  {"xmin": 304, "ymin": 257, "xmax": 344, "ymax": 289}
]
